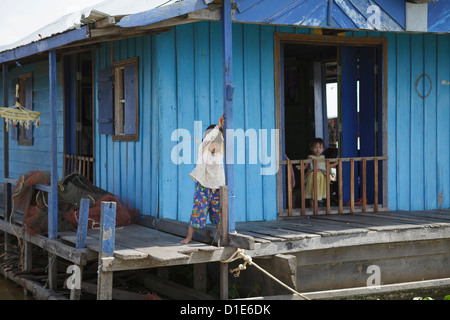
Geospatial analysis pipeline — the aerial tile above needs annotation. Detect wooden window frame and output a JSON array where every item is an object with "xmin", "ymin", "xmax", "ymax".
[
  {"xmin": 111, "ymin": 57, "xmax": 139, "ymax": 142},
  {"xmin": 17, "ymin": 72, "xmax": 34, "ymax": 146}
]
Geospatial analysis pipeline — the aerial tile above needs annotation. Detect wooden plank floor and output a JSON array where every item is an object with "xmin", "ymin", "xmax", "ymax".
[
  {"xmin": 56, "ymin": 209, "xmax": 450, "ymax": 272},
  {"xmin": 236, "ymin": 210, "xmax": 450, "ymax": 257},
  {"xmin": 59, "ymin": 224, "xmax": 225, "ymax": 271}
]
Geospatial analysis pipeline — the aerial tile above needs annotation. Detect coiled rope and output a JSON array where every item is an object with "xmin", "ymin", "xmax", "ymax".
[{"xmin": 221, "ymin": 248, "xmax": 311, "ymax": 300}]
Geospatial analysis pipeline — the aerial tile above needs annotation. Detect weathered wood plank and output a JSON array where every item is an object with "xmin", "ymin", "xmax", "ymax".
[{"xmin": 143, "ymin": 273, "xmax": 215, "ymax": 300}]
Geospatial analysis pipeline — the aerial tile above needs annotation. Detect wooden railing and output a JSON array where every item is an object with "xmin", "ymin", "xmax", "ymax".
[
  {"xmin": 63, "ymin": 154, "xmax": 95, "ymax": 183},
  {"xmin": 284, "ymin": 156, "xmax": 388, "ymax": 216}
]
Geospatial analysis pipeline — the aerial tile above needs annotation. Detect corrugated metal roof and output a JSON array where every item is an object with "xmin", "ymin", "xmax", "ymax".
[
  {"xmin": 233, "ymin": 0, "xmax": 450, "ymax": 33},
  {"xmin": 0, "ymin": 0, "xmax": 179, "ymax": 53},
  {"xmin": 1, "ymin": 0, "xmax": 448, "ymax": 58}
]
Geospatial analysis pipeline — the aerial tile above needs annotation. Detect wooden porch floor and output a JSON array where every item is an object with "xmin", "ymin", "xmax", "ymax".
[{"xmin": 53, "ymin": 209, "xmax": 450, "ymax": 272}]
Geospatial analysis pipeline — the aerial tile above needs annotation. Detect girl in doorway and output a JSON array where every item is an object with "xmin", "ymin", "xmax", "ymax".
[
  {"xmin": 297, "ymin": 138, "xmax": 335, "ymax": 207},
  {"xmin": 180, "ymin": 114, "xmax": 225, "ymax": 244}
]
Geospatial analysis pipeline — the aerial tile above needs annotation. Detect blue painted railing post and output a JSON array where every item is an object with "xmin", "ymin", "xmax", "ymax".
[
  {"xmin": 97, "ymin": 201, "xmax": 116, "ymax": 300},
  {"xmin": 70, "ymin": 198, "xmax": 90, "ymax": 300},
  {"xmin": 49, "ymin": 49, "xmax": 58, "ymax": 240},
  {"xmin": 99, "ymin": 202, "xmax": 116, "ymax": 257},
  {"xmin": 76, "ymin": 198, "xmax": 90, "ymax": 249},
  {"xmin": 223, "ymin": 0, "xmax": 235, "ymax": 234}
]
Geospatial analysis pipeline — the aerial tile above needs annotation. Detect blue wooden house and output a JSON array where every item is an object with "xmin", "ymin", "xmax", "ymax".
[{"xmin": 0, "ymin": 0, "xmax": 449, "ymax": 237}]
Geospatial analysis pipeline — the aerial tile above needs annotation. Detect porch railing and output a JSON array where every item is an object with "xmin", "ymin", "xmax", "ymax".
[
  {"xmin": 63, "ymin": 154, "xmax": 95, "ymax": 183},
  {"xmin": 283, "ymin": 156, "xmax": 388, "ymax": 216}
]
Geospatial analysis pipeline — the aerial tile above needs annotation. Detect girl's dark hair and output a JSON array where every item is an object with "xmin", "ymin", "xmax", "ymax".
[
  {"xmin": 203, "ymin": 124, "xmax": 224, "ymax": 142},
  {"xmin": 309, "ymin": 137, "xmax": 325, "ymax": 149}
]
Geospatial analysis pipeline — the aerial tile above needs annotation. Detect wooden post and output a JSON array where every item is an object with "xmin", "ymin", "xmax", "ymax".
[
  {"xmin": 194, "ymin": 264, "xmax": 207, "ymax": 294},
  {"xmin": 97, "ymin": 202, "xmax": 116, "ymax": 300},
  {"xmin": 287, "ymin": 159, "xmax": 293, "ymax": 216},
  {"xmin": 76, "ymin": 198, "xmax": 90, "ymax": 249},
  {"xmin": 2, "ymin": 63, "xmax": 12, "ymax": 252},
  {"xmin": 326, "ymin": 160, "xmax": 331, "ymax": 214},
  {"xmin": 300, "ymin": 160, "xmax": 305, "ymax": 216},
  {"xmin": 221, "ymin": 0, "xmax": 232, "ymax": 300},
  {"xmin": 47, "ymin": 50, "xmax": 59, "ymax": 293},
  {"xmin": 350, "ymin": 159, "xmax": 355, "ymax": 213},
  {"xmin": 49, "ymin": 49, "xmax": 58, "ymax": 240},
  {"xmin": 220, "ymin": 186, "xmax": 229, "ymax": 247},
  {"xmin": 338, "ymin": 159, "xmax": 343, "ymax": 214},
  {"xmin": 362, "ymin": 158, "xmax": 367, "ymax": 212},
  {"xmin": 219, "ymin": 185, "xmax": 229, "ymax": 300},
  {"xmin": 374, "ymin": 157, "xmax": 378, "ymax": 212},
  {"xmin": 223, "ymin": 0, "xmax": 235, "ymax": 234},
  {"xmin": 313, "ymin": 159, "xmax": 318, "ymax": 215},
  {"xmin": 71, "ymin": 198, "xmax": 90, "ymax": 300}
]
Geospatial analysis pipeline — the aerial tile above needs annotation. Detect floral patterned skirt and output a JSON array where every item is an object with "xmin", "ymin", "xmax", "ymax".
[{"xmin": 189, "ymin": 182, "xmax": 221, "ymax": 229}]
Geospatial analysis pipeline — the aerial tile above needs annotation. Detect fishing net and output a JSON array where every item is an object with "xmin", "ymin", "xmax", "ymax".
[{"xmin": 12, "ymin": 170, "xmax": 139, "ymax": 236}]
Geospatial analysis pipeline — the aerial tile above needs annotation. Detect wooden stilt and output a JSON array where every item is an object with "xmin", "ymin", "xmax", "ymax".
[
  {"xmin": 97, "ymin": 202, "xmax": 116, "ymax": 300},
  {"xmin": 70, "ymin": 198, "xmax": 90, "ymax": 300},
  {"xmin": 287, "ymin": 159, "xmax": 293, "ymax": 216},
  {"xmin": 313, "ymin": 159, "xmax": 318, "ymax": 215}
]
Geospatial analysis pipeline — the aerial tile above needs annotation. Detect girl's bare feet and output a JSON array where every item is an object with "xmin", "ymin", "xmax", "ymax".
[
  {"xmin": 180, "ymin": 226, "xmax": 194, "ymax": 244},
  {"xmin": 180, "ymin": 237, "xmax": 191, "ymax": 244}
]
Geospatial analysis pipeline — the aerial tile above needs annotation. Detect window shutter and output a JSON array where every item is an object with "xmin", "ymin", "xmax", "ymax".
[
  {"xmin": 10, "ymin": 78, "xmax": 18, "ymax": 140},
  {"xmin": 97, "ymin": 68, "xmax": 114, "ymax": 135},
  {"xmin": 123, "ymin": 64, "xmax": 137, "ymax": 135},
  {"xmin": 25, "ymin": 77, "xmax": 33, "ymax": 142}
]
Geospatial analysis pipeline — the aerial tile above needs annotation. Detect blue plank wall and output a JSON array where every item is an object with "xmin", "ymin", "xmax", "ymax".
[
  {"xmin": 1, "ymin": 22, "xmax": 449, "ymax": 223},
  {"xmin": 92, "ymin": 22, "xmax": 449, "ymax": 222},
  {"xmin": 0, "ymin": 60, "xmax": 65, "ymax": 181},
  {"xmin": 94, "ymin": 21, "xmax": 279, "ymax": 223}
]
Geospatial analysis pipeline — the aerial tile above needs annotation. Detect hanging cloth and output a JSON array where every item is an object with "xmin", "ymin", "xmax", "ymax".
[{"xmin": 0, "ymin": 82, "xmax": 40, "ymax": 131}]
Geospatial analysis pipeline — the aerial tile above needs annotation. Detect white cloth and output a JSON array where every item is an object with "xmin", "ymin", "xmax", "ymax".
[{"xmin": 189, "ymin": 126, "xmax": 225, "ymax": 190}]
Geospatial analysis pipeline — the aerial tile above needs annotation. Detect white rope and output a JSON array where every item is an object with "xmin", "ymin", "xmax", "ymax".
[{"xmin": 221, "ymin": 248, "xmax": 311, "ymax": 300}]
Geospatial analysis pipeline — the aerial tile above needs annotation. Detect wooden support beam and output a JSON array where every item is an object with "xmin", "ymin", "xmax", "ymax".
[
  {"xmin": 326, "ymin": 160, "xmax": 331, "ymax": 214},
  {"xmin": 338, "ymin": 159, "xmax": 343, "ymax": 213},
  {"xmin": 221, "ymin": 0, "xmax": 233, "ymax": 300},
  {"xmin": 71, "ymin": 198, "xmax": 90, "ymax": 300},
  {"xmin": 313, "ymin": 159, "xmax": 318, "ymax": 215},
  {"xmin": 48, "ymin": 50, "xmax": 58, "ymax": 240},
  {"xmin": 95, "ymin": 16, "xmax": 116, "ymax": 29},
  {"xmin": 76, "ymin": 198, "xmax": 90, "ymax": 249},
  {"xmin": 350, "ymin": 159, "xmax": 355, "ymax": 213},
  {"xmin": 374, "ymin": 157, "xmax": 379, "ymax": 212},
  {"xmin": 97, "ymin": 202, "xmax": 117, "ymax": 300},
  {"xmin": 220, "ymin": 186, "xmax": 229, "ymax": 247},
  {"xmin": 362, "ymin": 158, "xmax": 367, "ymax": 212},
  {"xmin": 143, "ymin": 273, "xmax": 214, "ymax": 300},
  {"xmin": 194, "ymin": 263, "xmax": 207, "ymax": 294},
  {"xmin": 47, "ymin": 50, "xmax": 58, "ymax": 293},
  {"xmin": 223, "ymin": 0, "xmax": 235, "ymax": 233},
  {"xmin": 2, "ymin": 63, "xmax": 11, "ymax": 252},
  {"xmin": 300, "ymin": 160, "xmax": 305, "ymax": 216},
  {"xmin": 287, "ymin": 159, "xmax": 293, "ymax": 217}
]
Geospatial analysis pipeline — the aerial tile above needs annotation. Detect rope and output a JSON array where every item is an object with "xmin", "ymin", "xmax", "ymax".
[{"xmin": 221, "ymin": 248, "xmax": 311, "ymax": 300}]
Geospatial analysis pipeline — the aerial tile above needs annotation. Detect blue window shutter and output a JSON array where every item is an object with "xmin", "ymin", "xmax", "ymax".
[
  {"xmin": 97, "ymin": 68, "xmax": 114, "ymax": 135},
  {"xmin": 124, "ymin": 64, "xmax": 137, "ymax": 135},
  {"xmin": 25, "ymin": 77, "xmax": 33, "ymax": 142},
  {"xmin": 10, "ymin": 78, "xmax": 18, "ymax": 140}
]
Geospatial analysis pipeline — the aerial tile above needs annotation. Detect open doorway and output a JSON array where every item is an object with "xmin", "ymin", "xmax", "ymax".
[
  {"xmin": 63, "ymin": 51, "xmax": 95, "ymax": 183},
  {"xmin": 282, "ymin": 42, "xmax": 383, "ymax": 213}
]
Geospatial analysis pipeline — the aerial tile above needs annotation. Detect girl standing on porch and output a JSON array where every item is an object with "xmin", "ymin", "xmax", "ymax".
[
  {"xmin": 297, "ymin": 138, "xmax": 333, "ymax": 207},
  {"xmin": 180, "ymin": 114, "xmax": 226, "ymax": 244}
]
